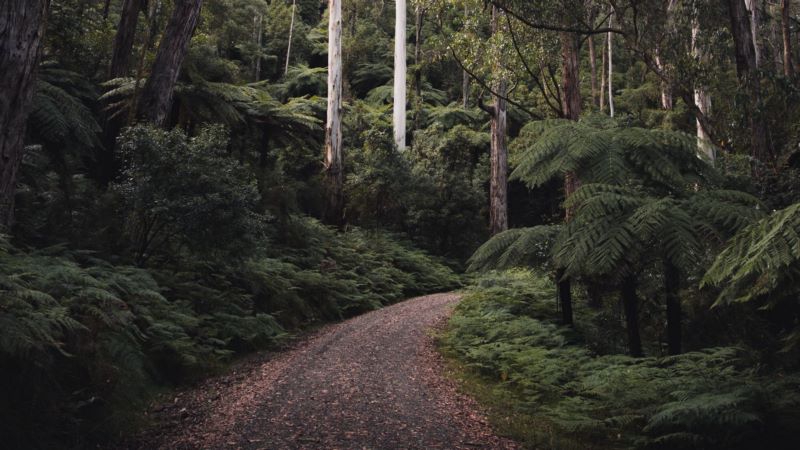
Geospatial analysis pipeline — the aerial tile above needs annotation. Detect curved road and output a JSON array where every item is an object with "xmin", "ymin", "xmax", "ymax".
[{"xmin": 142, "ymin": 293, "xmax": 518, "ymax": 449}]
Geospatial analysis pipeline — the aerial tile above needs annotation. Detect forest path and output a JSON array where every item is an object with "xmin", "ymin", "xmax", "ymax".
[{"xmin": 134, "ymin": 293, "xmax": 519, "ymax": 449}]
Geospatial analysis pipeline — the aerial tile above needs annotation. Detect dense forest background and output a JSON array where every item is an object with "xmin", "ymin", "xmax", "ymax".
[{"xmin": 1, "ymin": 0, "xmax": 800, "ymax": 448}]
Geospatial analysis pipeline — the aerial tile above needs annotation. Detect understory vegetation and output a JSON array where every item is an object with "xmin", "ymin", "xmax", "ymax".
[{"xmin": 443, "ymin": 270, "xmax": 800, "ymax": 450}]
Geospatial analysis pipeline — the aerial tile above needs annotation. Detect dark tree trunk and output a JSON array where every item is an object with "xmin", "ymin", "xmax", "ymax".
[
  {"xmin": 622, "ymin": 276, "xmax": 643, "ymax": 357},
  {"xmin": 557, "ymin": 268, "xmax": 574, "ymax": 326},
  {"xmin": 0, "ymin": 0, "xmax": 50, "ymax": 228},
  {"xmin": 137, "ymin": 0, "xmax": 203, "ymax": 126},
  {"xmin": 727, "ymin": 0, "xmax": 772, "ymax": 167},
  {"xmin": 664, "ymin": 260, "xmax": 682, "ymax": 355},
  {"xmin": 489, "ymin": 5, "xmax": 508, "ymax": 236},
  {"xmin": 556, "ymin": 30, "xmax": 582, "ymax": 326},
  {"xmin": 109, "ymin": 0, "xmax": 143, "ymax": 78}
]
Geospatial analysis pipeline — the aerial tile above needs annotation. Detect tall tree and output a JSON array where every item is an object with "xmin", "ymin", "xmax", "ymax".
[
  {"xmin": 744, "ymin": 0, "xmax": 762, "ymax": 66},
  {"xmin": 0, "ymin": 0, "xmax": 50, "ymax": 228},
  {"xmin": 692, "ymin": 18, "xmax": 715, "ymax": 162},
  {"xmin": 324, "ymin": 0, "xmax": 344, "ymax": 225},
  {"xmin": 488, "ymin": 5, "xmax": 508, "ymax": 236},
  {"xmin": 607, "ymin": 10, "xmax": 615, "ymax": 118},
  {"xmin": 727, "ymin": 0, "xmax": 771, "ymax": 166},
  {"xmin": 109, "ymin": 0, "xmax": 143, "ymax": 78},
  {"xmin": 136, "ymin": 0, "xmax": 204, "ymax": 126},
  {"xmin": 782, "ymin": 0, "xmax": 794, "ymax": 77},
  {"xmin": 393, "ymin": 0, "xmax": 407, "ymax": 151},
  {"xmin": 284, "ymin": 0, "xmax": 296, "ymax": 76}
]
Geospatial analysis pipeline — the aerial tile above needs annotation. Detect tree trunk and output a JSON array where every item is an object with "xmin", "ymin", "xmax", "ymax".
[
  {"xmin": 600, "ymin": 31, "xmax": 607, "ymax": 112},
  {"xmin": 137, "ymin": 0, "xmax": 203, "ymax": 127},
  {"xmin": 588, "ymin": 35, "xmax": 598, "ymax": 108},
  {"xmin": 109, "ymin": 0, "xmax": 143, "ymax": 79},
  {"xmin": 393, "ymin": 0, "xmax": 407, "ymax": 151},
  {"xmin": 664, "ymin": 260, "xmax": 682, "ymax": 355},
  {"xmin": 692, "ymin": 19, "xmax": 715, "ymax": 162},
  {"xmin": 489, "ymin": 5, "xmax": 508, "ymax": 236},
  {"xmin": 413, "ymin": 5, "xmax": 423, "ymax": 132},
  {"xmin": 607, "ymin": 12, "xmax": 615, "ymax": 117},
  {"xmin": 657, "ymin": 0, "xmax": 678, "ymax": 110},
  {"xmin": 284, "ymin": 1, "xmax": 295, "ymax": 76},
  {"xmin": 622, "ymin": 276, "xmax": 643, "ymax": 357},
  {"xmin": 745, "ymin": 0, "xmax": 762, "ymax": 66},
  {"xmin": 462, "ymin": 70, "xmax": 470, "ymax": 108},
  {"xmin": 252, "ymin": 14, "xmax": 262, "ymax": 80},
  {"xmin": 0, "ymin": 0, "xmax": 50, "ymax": 229},
  {"xmin": 728, "ymin": 0, "xmax": 771, "ymax": 167},
  {"xmin": 782, "ymin": 0, "xmax": 794, "ymax": 77},
  {"xmin": 324, "ymin": 0, "xmax": 344, "ymax": 226}
]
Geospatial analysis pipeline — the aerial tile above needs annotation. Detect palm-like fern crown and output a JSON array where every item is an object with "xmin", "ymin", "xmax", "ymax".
[{"xmin": 471, "ymin": 118, "xmax": 764, "ymax": 279}]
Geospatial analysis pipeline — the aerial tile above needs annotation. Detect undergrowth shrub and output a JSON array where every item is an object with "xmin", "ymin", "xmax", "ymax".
[{"xmin": 443, "ymin": 270, "xmax": 800, "ymax": 450}]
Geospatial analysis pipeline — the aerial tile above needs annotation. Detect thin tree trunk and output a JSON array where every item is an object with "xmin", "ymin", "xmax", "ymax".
[
  {"xmin": 413, "ymin": 5, "xmax": 423, "ymax": 132},
  {"xmin": 782, "ymin": 0, "xmax": 794, "ymax": 77},
  {"xmin": 324, "ymin": 0, "xmax": 344, "ymax": 225},
  {"xmin": 0, "ymin": 0, "xmax": 50, "ymax": 228},
  {"xmin": 137, "ymin": 0, "xmax": 203, "ymax": 126},
  {"xmin": 393, "ymin": 0, "xmax": 407, "ymax": 151},
  {"xmin": 588, "ymin": 35, "xmax": 598, "ymax": 108},
  {"xmin": 462, "ymin": 70, "xmax": 470, "ymax": 108},
  {"xmin": 284, "ymin": 1, "xmax": 295, "ymax": 76},
  {"xmin": 253, "ymin": 14, "xmax": 263, "ymax": 81},
  {"xmin": 622, "ymin": 275, "xmax": 643, "ymax": 357},
  {"xmin": 745, "ymin": 0, "xmax": 762, "ymax": 66},
  {"xmin": 109, "ymin": 0, "xmax": 143, "ymax": 78},
  {"xmin": 607, "ymin": 12, "xmax": 615, "ymax": 118},
  {"xmin": 664, "ymin": 260, "xmax": 682, "ymax": 355},
  {"xmin": 600, "ymin": 32, "xmax": 607, "ymax": 112},
  {"xmin": 655, "ymin": 51, "xmax": 673, "ymax": 110},
  {"xmin": 728, "ymin": 0, "xmax": 771, "ymax": 167},
  {"xmin": 489, "ymin": 5, "xmax": 508, "ymax": 236},
  {"xmin": 692, "ymin": 19, "xmax": 715, "ymax": 162}
]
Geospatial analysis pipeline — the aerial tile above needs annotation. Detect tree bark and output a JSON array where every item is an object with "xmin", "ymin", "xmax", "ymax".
[
  {"xmin": 607, "ymin": 12, "xmax": 615, "ymax": 117},
  {"xmin": 556, "ymin": 268, "xmax": 574, "ymax": 326},
  {"xmin": 0, "ymin": 0, "xmax": 50, "ymax": 228},
  {"xmin": 664, "ymin": 260, "xmax": 682, "ymax": 355},
  {"xmin": 728, "ymin": 0, "xmax": 772, "ymax": 167},
  {"xmin": 324, "ymin": 0, "xmax": 344, "ymax": 225},
  {"xmin": 600, "ymin": 31, "xmax": 607, "ymax": 112},
  {"xmin": 393, "ymin": 0, "xmax": 407, "ymax": 151},
  {"xmin": 284, "ymin": 1, "xmax": 295, "ymax": 76},
  {"xmin": 588, "ymin": 35, "xmax": 598, "ymax": 108},
  {"xmin": 692, "ymin": 19, "xmax": 715, "ymax": 162},
  {"xmin": 782, "ymin": 0, "xmax": 794, "ymax": 77},
  {"xmin": 622, "ymin": 275, "xmax": 643, "ymax": 357},
  {"xmin": 109, "ymin": 0, "xmax": 143, "ymax": 79},
  {"xmin": 745, "ymin": 0, "xmax": 762, "ymax": 66},
  {"xmin": 137, "ymin": 0, "xmax": 203, "ymax": 127},
  {"xmin": 489, "ymin": 5, "xmax": 508, "ymax": 236},
  {"xmin": 413, "ymin": 5, "xmax": 423, "ymax": 132}
]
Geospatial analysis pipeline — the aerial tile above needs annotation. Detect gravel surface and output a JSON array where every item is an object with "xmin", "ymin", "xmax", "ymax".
[{"xmin": 128, "ymin": 293, "xmax": 519, "ymax": 449}]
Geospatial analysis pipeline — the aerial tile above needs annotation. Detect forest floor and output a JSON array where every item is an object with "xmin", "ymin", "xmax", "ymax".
[{"xmin": 123, "ymin": 293, "xmax": 519, "ymax": 449}]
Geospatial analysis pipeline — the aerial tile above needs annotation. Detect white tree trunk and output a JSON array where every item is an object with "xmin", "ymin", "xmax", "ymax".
[
  {"xmin": 692, "ymin": 19, "xmax": 715, "ymax": 163},
  {"xmin": 285, "ymin": 0, "xmax": 296, "ymax": 75},
  {"xmin": 324, "ymin": 0, "xmax": 344, "ymax": 224},
  {"xmin": 745, "ymin": 0, "xmax": 762, "ymax": 66},
  {"xmin": 489, "ymin": 5, "xmax": 508, "ymax": 235},
  {"xmin": 607, "ymin": 12, "xmax": 615, "ymax": 118},
  {"xmin": 393, "ymin": 0, "xmax": 407, "ymax": 151}
]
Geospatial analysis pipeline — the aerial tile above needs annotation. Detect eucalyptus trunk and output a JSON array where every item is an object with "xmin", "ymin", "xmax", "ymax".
[
  {"xmin": 284, "ymin": 1, "xmax": 296, "ymax": 76},
  {"xmin": 692, "ymin": 19, "xmax": 715, "ymax": 162},
  {"xmin": 324, "ymin": 0, "xmax": 344, "ymax": 225},
  {"xmin": 109, "ymin": 0, "xmax": 143, "ymax": 78},
  {"xmin": 137, "ymin": 0, "xmax": 203, "ymax": 126},
  {"xmin": 607, "ymin": 12, "xmax": 615, "ymax": 117},
  {"xmin": 782, "ymin": 0, "xmax": 794, "ymax": 77},
  {"xmin": 393, "ymin": 0, "xmax": 407, "ymax": 151},
  {"xmin": 588, "ymin": 35, "xmax": 598, "ymax": 107},
  {"xmin": 489, "ymin": 5, "xmax": 508, "ymax": 236},
  {"xmin": 0, "ymin": 0, "xmax": 50, "ymax": 228},
  {"xmin": 728, "ymin": 0, "xmax": 771, "ymax": 167}
]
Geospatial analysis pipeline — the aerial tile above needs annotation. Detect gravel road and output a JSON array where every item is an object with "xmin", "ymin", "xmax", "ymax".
[{"xmin": 132, "ymin": 293, "xmax": 519, "ymax": 449}]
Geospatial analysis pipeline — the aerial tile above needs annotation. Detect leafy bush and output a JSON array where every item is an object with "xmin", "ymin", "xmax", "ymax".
[{"xmin": 443, "ymin": 270, "xmax": 800, "ymax": 449}]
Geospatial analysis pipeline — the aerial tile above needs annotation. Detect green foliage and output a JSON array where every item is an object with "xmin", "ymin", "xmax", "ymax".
[{"xmin": 443, "ymin": 271, "xmax": 800, "ymax": 449}]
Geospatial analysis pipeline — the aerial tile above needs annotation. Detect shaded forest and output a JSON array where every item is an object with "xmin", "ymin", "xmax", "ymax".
[{"xmin": 1, "ymin": 0, "xmax": 800, "ymax": 448}]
